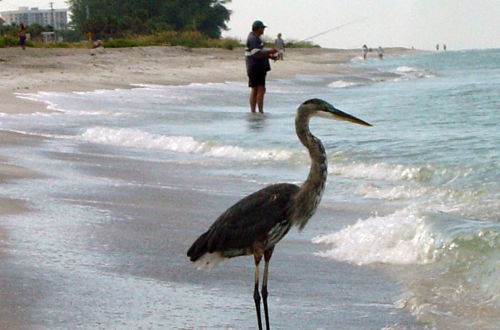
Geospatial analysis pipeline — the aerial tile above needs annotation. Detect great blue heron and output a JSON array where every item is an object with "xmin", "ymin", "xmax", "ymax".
[{"xmin": 187, "ymin": 99, "xmax": 371, "ymax": 329}]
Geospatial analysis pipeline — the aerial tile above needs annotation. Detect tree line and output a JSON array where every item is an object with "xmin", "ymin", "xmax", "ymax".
[{"xmin": 68, "ymin": 0, "xmax": 231, "ymax": 39}]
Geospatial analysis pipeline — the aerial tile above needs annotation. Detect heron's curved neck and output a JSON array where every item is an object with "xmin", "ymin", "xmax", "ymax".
[{"xmin": 292, "ymin": 112, "xmax": 328, "ymax": 229}]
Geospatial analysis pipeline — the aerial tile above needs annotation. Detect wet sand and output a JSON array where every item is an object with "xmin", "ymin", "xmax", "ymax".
[{"xmin": 0, "ymin": 148, "xmax": 423, "ymax": 328}]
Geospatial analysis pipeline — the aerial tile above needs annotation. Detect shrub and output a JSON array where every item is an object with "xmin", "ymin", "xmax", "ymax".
[
  {"xmin": 285, "ymin": 40, "xmax": 320, "ymax": 48},
  {"xmin": 104, "ymin": 31, "xmax": 242, "ymax": 49},
  {"xmin": 0, "ymin": 30, "xmax": 243, "ymax": 50},
  {"xmin": 103, "ymin": 39, "xmax": 144, "ymax": 48},
  {"xmin": 211, "ymin": 38, "xmax": 241, "ymax": 50},
  {"xmin": 46, "ymin": 42, "xmax": 70, "ymax": 48},
  {"xmin": 0, "ymin": 36, "xmax": 19, "ymax": 48}
]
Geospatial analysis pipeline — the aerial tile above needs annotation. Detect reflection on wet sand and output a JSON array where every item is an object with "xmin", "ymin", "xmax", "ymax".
[{"xmin": 246, "ymin": 113, "xmax": 268, "ymax": 131}]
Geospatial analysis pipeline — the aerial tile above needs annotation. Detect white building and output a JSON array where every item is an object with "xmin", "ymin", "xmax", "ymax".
[{"xmin": 1, "ymin": 7, "xmax": 68, "ymax": 30}]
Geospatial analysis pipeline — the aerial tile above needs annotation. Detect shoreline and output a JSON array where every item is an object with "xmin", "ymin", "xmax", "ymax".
[
  {"xmin": 0, "ymin": 46, "xmax": 417, "ymax": 111},
  {"xmin": 0, "ymin": 46, "xmax": 418, "ymax": 212},
  {"xmin": 0, "ymin": 45, "xmax": 423, "ymax": 328}
]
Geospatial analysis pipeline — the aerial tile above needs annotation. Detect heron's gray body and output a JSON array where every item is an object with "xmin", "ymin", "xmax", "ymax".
[
  {"xmin": 187, "ymin": 101, "xmax": 329, "ymax": 265},
  {"xmin": 187, "ymin": 183, "xmax": 298, "ymax": 264},
  {"xmin": 186, "ymin": 99, "xmax": 371, "ymax": 329}
]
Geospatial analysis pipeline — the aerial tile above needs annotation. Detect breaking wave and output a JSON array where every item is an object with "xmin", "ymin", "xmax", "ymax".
[
  {"xmin": 79, "ymin": 127, "xmax": 294, "ymax": 161},
  {"xmin": 313, "ymin": 206, "xmax": 437, "ymax": 265},
  {"xmin": 328, "ymin": 80, "xmax": 360, "ymax": 88}
]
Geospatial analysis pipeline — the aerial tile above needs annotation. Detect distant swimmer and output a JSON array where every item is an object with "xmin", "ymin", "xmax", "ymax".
[
  {"xmin": 377, "ymin": 46, "xmax": 384, "ymax": 59},
  {"xmin": 362, "ymin": 44, "xmax": 368, "ymax": 60}
]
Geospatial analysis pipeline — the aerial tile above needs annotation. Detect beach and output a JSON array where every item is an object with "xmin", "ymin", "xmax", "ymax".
[
  {"xmin": 2, "ymin": 46, "xmax": 498, "ymax": 329},
  {"xmin": 0, "ymin": 46, "xmax": 412, "ymax": 220},
  {"xmin": 0, "ymin": 46, "xmax": 423, "ymax": 329}
]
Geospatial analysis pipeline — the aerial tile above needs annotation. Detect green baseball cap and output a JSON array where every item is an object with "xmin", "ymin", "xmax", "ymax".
[{"xmin": 252, "ymin": 20, "xmax": 267, "ymax": 29}]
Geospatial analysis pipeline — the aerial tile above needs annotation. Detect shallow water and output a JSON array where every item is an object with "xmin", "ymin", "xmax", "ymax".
[{"xmin": 1, "ymin": 49, "xmax": 499, "ymax": 328}]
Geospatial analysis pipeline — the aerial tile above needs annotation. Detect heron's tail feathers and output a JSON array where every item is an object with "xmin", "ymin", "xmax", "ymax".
[
  {"xmin": 187, "ymin": 231, "xmax": 209, "ymax": 262},
  {"xmin": 188, "ymin": 231, "xmax": 225, "ymax": 269},
  {"xmin": 193, "ymin": 252, "xmax": 225, "ymax": 270}
]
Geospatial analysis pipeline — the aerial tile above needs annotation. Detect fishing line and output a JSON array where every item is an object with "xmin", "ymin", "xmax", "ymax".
[{"xmin": 300, "ymin": 18, "xmax": 366, "ymax": 42}]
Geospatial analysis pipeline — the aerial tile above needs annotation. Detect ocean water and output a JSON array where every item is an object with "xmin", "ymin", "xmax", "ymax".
[{"xmin": 1, "ymin": 49, "xmax": 499, "ymax": 329}]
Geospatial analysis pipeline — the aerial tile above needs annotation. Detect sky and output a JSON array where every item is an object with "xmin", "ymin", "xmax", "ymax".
[{"xmin": 1, "ymin": 0, "xmax": 499, "ymax": 50}]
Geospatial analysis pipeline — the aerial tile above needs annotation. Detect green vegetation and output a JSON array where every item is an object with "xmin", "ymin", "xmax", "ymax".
[
  {"xmin": 285, "ymin": 40, "xmax": 320, "ymax": 48},
  {"xmin": 1, "ymin": 23, "xmax": 54, "ymax": 48},
  {"xmin": 0, "ymin": 30, "xmax": 241, "ymax": 50},
  {"xmin": 0, "ymin": 1, "xmax": 318, "ymax": 50},
  {"xmin": 262, "ymin": 37, "xmax": 319, "ymax": 49},
  {"xmin": 103, "ymin": 31, "xmax": 240, "ymax": 49},
  {"xmin": 0, "ymin": 36, "xmax": 18, "ymax": 48},
  {"xmin": 68, "ymin": 0, "xmax": 231, "ymax": 39},
  {"xmin": 103, "ymin": 39, "xmax": 141, "ymax": 48}
]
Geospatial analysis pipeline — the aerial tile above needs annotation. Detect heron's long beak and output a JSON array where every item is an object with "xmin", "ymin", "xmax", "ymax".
[{"xmin": 327, "ymin": 106, "xmax": 372, "ymax": 127}]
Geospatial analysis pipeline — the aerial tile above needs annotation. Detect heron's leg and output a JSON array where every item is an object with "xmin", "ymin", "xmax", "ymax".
[
  {"xmin": 262, "ymin": 247, "xmax": 274, "ymax": 330},
  {"xmin": 254, "ymin": 253, "xmax": 263, "ymax": 330}
]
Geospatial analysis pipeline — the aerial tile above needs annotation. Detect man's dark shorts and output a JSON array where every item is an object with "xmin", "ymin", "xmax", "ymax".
[
  {"xmin": 19, "ymin": 36, "xmax": 26, "ymax": 45},
  {"xmin": 248, "ymin": 71, "xmax": 267, "ymax": 87}
]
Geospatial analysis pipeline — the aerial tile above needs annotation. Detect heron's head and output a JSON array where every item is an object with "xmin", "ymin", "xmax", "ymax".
[{"xmin": 299, "ymin": 98, "xmax": 372, "ymax": 126}]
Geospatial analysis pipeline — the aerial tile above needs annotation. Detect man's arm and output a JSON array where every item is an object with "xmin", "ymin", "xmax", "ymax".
[{"xmin": 246, "ymin": 48, "xmax": 278, "ymax": 59}]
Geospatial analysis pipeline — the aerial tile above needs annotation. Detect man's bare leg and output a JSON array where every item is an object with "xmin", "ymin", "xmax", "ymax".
[
  {"xmin": 249, "ymin": 87, "xmax": 258, "ymax": 113},
  {"xmin": 256, "ymin": 86, "xmax": 266, "ymax": 113}
]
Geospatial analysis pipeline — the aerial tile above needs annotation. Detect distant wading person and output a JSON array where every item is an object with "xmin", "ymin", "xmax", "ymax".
[
  {"xmin": 377, "ymin": 46, "xmax": 384, "ymax": 59},
  {"xmin": 19, "ymin": 24, "xmax": 27, "ymax": 50},
  {"xmin": 362, "ymin": 44, "xmax": 368, "ymax": 60},
  {"xmin": 245, "ymin": 20, "xmax": 277, "ymax": 113}
]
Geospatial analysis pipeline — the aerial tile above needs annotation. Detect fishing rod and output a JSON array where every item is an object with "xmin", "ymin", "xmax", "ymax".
[{"xmin": 300, "ymin": 18, "xmax": 366, "ymax": 42}]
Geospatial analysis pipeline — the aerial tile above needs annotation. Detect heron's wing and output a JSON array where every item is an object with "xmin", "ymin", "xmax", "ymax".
[{"xmin": 205, "ymin": 183, "xmax": 299, "ymax": 253}]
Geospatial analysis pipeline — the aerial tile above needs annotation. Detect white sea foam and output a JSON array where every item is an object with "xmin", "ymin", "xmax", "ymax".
[
  {"xmin": 15, "ymin": 92, "xmax": 113, "ymax": 115},
  {"xmin": 357, "ymin": 183, "xmax": 430, "ymax": 200},
  {"xmin": 79, "ymin": 127, "xmax": 293, "ymax": 161},
  {"xmin": 313, "ymin": 207, "xmax": 438, "ymax": 265},
  {"xmin": 330, "ymin": 161, "xmax": 435, "ymax": 182},
  {"xmin": 328, "ymin": 80, "xmax": 359, "ymax": 88},
  {"xmin": 395, "ymin": 66, "xmax": 417, "ymax": 73},
  {"xmin": 392, "ymin": 66, "xmax": 435, "ymax": 79},
  {"xmin": 349, "ymin": 56, "xmax": 364, "ymax": 63}
]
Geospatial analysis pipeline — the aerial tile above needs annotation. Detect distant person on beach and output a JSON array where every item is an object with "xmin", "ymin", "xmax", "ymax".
[
  {"xmin": 443, "ymin": 44, "xmax": 447, "ymax": 51},
  {"xmin": 377, "ymin": 46, "xmax": 384, "ymax": 59},
  {"xmin": 18, "ymin": 24, "xmax": 27, "ymax": 50},
  {"xmin": 245, "ymin": 20, "xmax": 277, "ymax": 113},
  {"xmin": 90, "ymin": 39, "xmax": 104, "ymax": 56},
  {"xmin": 436, "ymin": 44, "xmax": 439, "ymax": 51},
  {"xmin": 92, "ymin": 39, "xmax": 103, "ymax": 49},
  {"xmin": 274, "ymin": 33, "xmax": 285, "ymax": 60},
  {"xmin": 362, "ymin": 44, "xmax": 368, "ymax": 60}
]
